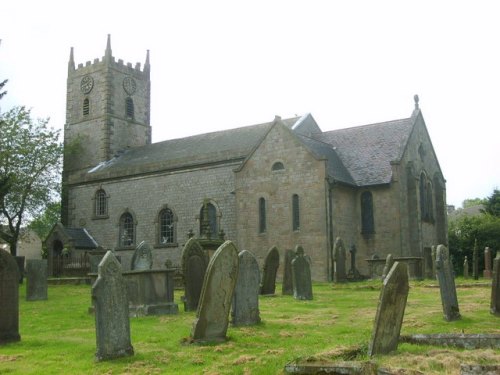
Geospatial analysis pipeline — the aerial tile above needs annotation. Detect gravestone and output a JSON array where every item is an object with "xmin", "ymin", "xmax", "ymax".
[
  {"xmin": 92, "ymin": 251, "xmax": 134, "ymax": 361},
  {"xmin": 436, "ymin": 245, "xmax": 461, "ymax": 321},
  {"xmin": 333, "ymin": 237, "xmax": 347, "ymax": 283},
  {"xmin": 431, "ymin": 245, "xmax": 437, "ymax": 279},
  {"xmin": 232, "ymin": 250, "xmax": 261, "ymax": 326},
  {"xmin": 463, "ymin": 256, "xmax": 469, "ymax": 279},
  {"xmin": 131, "ymin": 241, "xmax": 153, "ymax": 270},
  {"xmin": 381, "ymin": 254, "xmax": 394, "ymax": 281},
  {"xmin": 472, "ymin": 240, "xmax": 479, "ymax": 280},
  {"xmin": 368, "ymin": 261, "xmax": 409, "ymax": 356},
  {"xmin": 260, "ymin": 246, "xmax": 279, "ymax": 295},
  {"xmin": 347, "ymin": 244, "xmax": 361, "ymax": 280},
  {"xmin": 282, "ymin": 249, "xmax": 294, "ymax": 295},
  {"xmin": 181, "ymin": 238, "xmax": 209, "ymax": 311},
  {"xmin": 26, "ymin": 259, "xmax": 48, "ymax": 301},
  {"xmin": 491, "ymin": 253, "xmax": 500, "ymax": 316},
  {"xmin": 291, "ymin": 246, "xmax": 313, "ymax": 300},
  {"xmin": 191, "ymin": 241, "xmax": 239, "ymax": 343},
  {"xmin": 423, "ymin": 247, "xmax": 433, "ymax": 279},
  {"xmin": 484, "ymin": 247, "xmax": 493, "ymax": 279},
  {"xmin": 0, "ymin": 248, "xmax": 21, "ymax": 344}
]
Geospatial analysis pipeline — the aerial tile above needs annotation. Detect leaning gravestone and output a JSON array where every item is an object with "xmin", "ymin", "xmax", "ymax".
[
  {"xmin": 291, "ymin": 246, "xmax": 313, "ymax": 300},
  {"xmin": 491, "ymin": 253, "xmax": 500, "ymax": 316},
  {"xmin": 282, "ymin": 249, "xmax": 295, "ymax": 295},
  {"xmin": 333, "ymin": 237, "xmax": 347, "ymax": 283},
  {"xmin": 181, "ymin": 238, "xmax": 209, "ymax": 311},
  {"xmin": 232, "ymin": 250, "xmax": 261, "ymax": 326},
  {"xmin": 436, "ymin": 245, "xmax": 461, "ymax": 321},
  {"xmin": 260, "ymin": 246, "xmax": 280, "ymax": 295},
  {"xmin": 368, "ymin": 261, "xmax": 409, "ymax": 356},
  {"xmin": 0, "ymin": 248, "xmax": 21, "ymax": 344},
  {"xmin": 191, "ymin": 241, "xmax": 239, "ymax": 343},
  {"xmin": 131, "ymin": 241, "xmax": 153, "ymax": 270},
  {"xmin": 26, "ymin": 259, "xmax": 48, "ymax": 301},
  {"xmin": 92, "ymin": 251, "xmax": 134, "ymax": 361},
  {"xmin": 381, "ymin": 254, "xmax": 394, "ymax": 281}
]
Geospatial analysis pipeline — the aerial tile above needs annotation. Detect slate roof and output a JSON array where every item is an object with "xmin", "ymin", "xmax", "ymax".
[{"xmin": 65, "ymin": 227, "xmax": 98, "ymax": 249}]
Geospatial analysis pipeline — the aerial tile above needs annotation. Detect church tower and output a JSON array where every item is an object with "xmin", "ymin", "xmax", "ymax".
[{"xmin": 61, "ymin": 35, "xmax": 151, "ymax": 224}]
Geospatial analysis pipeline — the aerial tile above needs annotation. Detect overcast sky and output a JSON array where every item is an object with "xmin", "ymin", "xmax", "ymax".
[{"xmin": 1, "ymin": 1, "xmax": 499, "ymax": 208}]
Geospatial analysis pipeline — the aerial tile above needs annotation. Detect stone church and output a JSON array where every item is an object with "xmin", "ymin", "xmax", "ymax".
[{"xmin": 57, "ymin": 36, "xmax": 447, "ymax": 281}]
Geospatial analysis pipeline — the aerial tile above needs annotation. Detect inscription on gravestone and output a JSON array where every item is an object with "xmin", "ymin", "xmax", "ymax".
[
  {"xmin": 491, "ymin": 253, "xmax": 500, "ymax": 316},
  {"xmin": 436, "ymin": 245, "xmax": 461, "ymax": 321},
  {"xmin": 131, "ymin": 241, "xmax": 153, "ymax": 271},
  {"xmin": 181, "ymin": 238, "xmax": 209, "ymax": 312},
  {"xmin": 0, "ymin": 248, "xmax": 21, "ymax": 344},
  {"xmin": 26, "ymin": 259, "xmax": 48, "ymax": 301},
  {"xmin": 260, "ymin": 246, "xmax": 279, "ymax": 295},
  {"xmin": 333, "ymin": 237, "xmax": 347, "ymax": 283},
  {"xmin": 291, "ymin": 246, "xmax": 313, "ymax": 300},
  {"xmin": 232, "ymin": 250, "xmax": 261, "ymax": 326},
  {"xmin": 282, "ymin": 249, "xmax": 294, "ymax": 296}
]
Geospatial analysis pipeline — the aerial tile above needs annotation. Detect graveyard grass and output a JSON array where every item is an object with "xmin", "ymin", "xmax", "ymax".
[{"xmin": 1, "ymin": 279, "xmax": 498, "ymax": 374}]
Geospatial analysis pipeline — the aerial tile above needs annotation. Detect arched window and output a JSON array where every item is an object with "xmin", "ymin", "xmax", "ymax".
[
  {"xmin": 292, "ymin": 194, "xmax": 300, "ymax": 231},
  {"xmin": 83, "ymin": 98, "xmax": 90, "ymax": 116},
  {"xmin": 200, "ymin": 202, "xmax": 218, "ymax": 238},
  {"xmin": 94, "ymin": 189, "xmax": 107, "ymax": 217},
  {"xmin": 259, "ymin": 197, "xmax": 266, "ymax": 233},
  {"xmin": 126, "ymin": 97, "xmax": 134, "ymax": 118},
  {"xmin": 272, "ymin": 161, "xmax": 285, "ymax": 171},
  {"xmin": 361, "ymin": 191, "xmax": 375, "ymax": 234},
  {"xmin": 119, "ymin": 212, "xmax": 135, "ymax": 247},
  {"xmin": 159, "ymin": 208, "xmax": 175, "ymax": 245},
  {"xmin": 426, "ymin": 181, "xmax": 434, "ymax": 221}
]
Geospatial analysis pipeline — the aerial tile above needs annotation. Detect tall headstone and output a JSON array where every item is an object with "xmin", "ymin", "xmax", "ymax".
[
  {"xmin": 333, "ymin": 237, "xmax": 347, "ymax": 283},
  {"xmin": 491, "ymin": 253, "xmax": 500, "ymax": 316},
  {"xmin": 347, "ymin": 244, "xmax": 361, "ymax": 280},
  {"xmin": 472, "ymin": 239, "xmax": 479, "ymax": 280},
  {"xmin": 291, "ymin": 246, "xmax": 313, "ymax": 300},
  {"xmin": 381, "ymin": 254, "xmax": 394, "ymax": 281},
  {"xmin": 463, "ymin": 256, "xmax": 469, "ymax": 279},
  {"xmin": 435, "ymin": 245, "xmax": 461, "ymax": 321},
  {"xmin": 431, "ymin": 245, "xmax": 437, "ymax": 280},
  {"xmin": 181, "ymin": 238, "xmax": 209, "ymax": 311},
  {"xmin": 92, "ymin": 251, "xmax": 134, "ymax": 361},
  {"xmin": 26, "ymin": 259, "xmax": 48, "ymax": 301},
  {"xmin": 232, "ymin": 250, "xmax": 261, "ymax": 326},
  {"xmin": 131, "ymin": 241, "xmax": 153, "ymax": 270},
  {"xmin": 368, "ymin": 262, "xmax": 409, "ymax": 356},
  {"xmin": 191, "ymin": 241, "xmax": 239, "ymax": 343},
  {"xmin": 282, "ymin": 249, "xmax": 295, "ymax": 295},
  {"xmin": 0, "ymin": 248, "xmax": 21, "ymax": 344},
  {"xmin": 484, "ymin": 247, "xmax": 493, "ymax": 279},
  {"xmin": 260, "ymin": 246, "xmax": 279, "ymax": 295}
]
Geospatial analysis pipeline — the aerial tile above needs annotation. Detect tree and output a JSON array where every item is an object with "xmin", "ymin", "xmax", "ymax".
[
  {"xmin": 462, "ymin": 197, "xmax": 486, "ymax": 209},
  {"xmin": 27, "ymin": 201, "xmax": 61, "ymax": 241},
  {"xmin": 0, "ymin": 79, "xmax": 7, "ymax": 100},
  {"xmin": 0, "ymin": 106, "xmax": 63, "ymax": 256},
  {"xmin": 482, "ymin": 188, "xmax": 500, "ymax": 217}
]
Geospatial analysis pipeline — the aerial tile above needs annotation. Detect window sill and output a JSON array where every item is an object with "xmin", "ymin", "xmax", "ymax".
[
  {"xmin": 154, "ymin": 243, "xmax": 178, "ymax": 249},
  {"xmin": 92, "ymin": 215, "xmax": 109, "ymax": 220}
]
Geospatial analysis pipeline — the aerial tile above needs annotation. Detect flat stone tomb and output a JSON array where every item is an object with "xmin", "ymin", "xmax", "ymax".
[
  {"xmin": 291, "ymin": 246, "xmax": 313, "ymax": 300},
  {"xmin": 26, "ymin": 259, "xmax": 48, "ymax": 301},
  {"xmin": 131, "ymin": 241, "xmax": 153, "ymax": 270},
  {"xmin": 282, "ymin": 249, "xmax": 294, "ymax": 296},
  {"xmin": 333, "ymin": 237, "xmax": 347, "ymax": 283},
  {"xmin": 368, "ymin": 261, "xmax": 409, "ymax": 356},
  {"xmin": 491, "ymin": 253, "xmax": 500, "ymax": 316},
  {"xmin": 232, "ymin": 250, "xmax": 261, "ymax": 326},
  {"xmin": 0, "ymin": 248, "xmax": 21, "ymax": 344},
  {"xmin": 260, "ymin": 246, "xmax": 279, "ymax": 295},
  {"xmin": 436, "ymin": 245, "xmax": 461, "ymax": 321},
  {"xmin": 191, "ymin": 241, "xmax": 239, "ymax": 343},
  {"xmin": 181, "ymin": 238, "xmax": 209, "ymax": 312},
  {"xmin": 92, "ymin": 251, "xmax": 134, "ymax": 361}
]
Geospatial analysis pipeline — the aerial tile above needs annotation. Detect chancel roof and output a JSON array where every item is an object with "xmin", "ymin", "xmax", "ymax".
[{"xmin": 64, "ymin": 227, "xmax": 98, "ymax": 249}]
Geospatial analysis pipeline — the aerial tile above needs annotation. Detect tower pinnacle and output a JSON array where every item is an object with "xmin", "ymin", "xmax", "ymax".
[{"xmin": 105, "ymin": 34, "xmax": 112, "ymax": 61}]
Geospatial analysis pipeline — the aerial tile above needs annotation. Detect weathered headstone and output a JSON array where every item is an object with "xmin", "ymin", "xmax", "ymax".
[
  {"xmin": 347, "ymin": 244, "xmax": 361, "ymax": 280},
  {"xmin": 484, "ymin": 247, "xmax": 493, "ymax": 279},
  {"xmin": 181, "ymin": 238, "xmax": 209, "ymax": 311},
  {"xmin": 191, "ymin": 241, "xmax": 239, "ymax": 342},
  {"xmin": 0, "ymin": 248, "xmax": 21, "ymax": 344},
  {"xmin": 232, "ymin": 250, "xmax": 261, "ymax": 326},
  {"xmin": 463, "ymin": 256, "xmax": 469, "ymax": 279},
  {"xmin": 491, "ymin": 253, "xmax": 500, "ymax": 316},
  {"xmin": 26, "ymin": 259, "xmax": 48, "ymax": 301},
  {"xmin": 431, "ymin": 245, "xmax": 437, "ymax": 279},
  {"xmin": 333, "ymin": 237, "xmax": 347, "ymax": 283},
  {"xmin": 368, "ymin": 261, "xmax": 409, "ymax": 356},
  {"xmin": 291, "ymin": 245, "xmax": 313, "ymax": 300},
  {"xmin": 260, "ymin": 246, "xmax": 279, "ymax": 295},
  {"xmin": 92, "ymin": 251, "xmax": 134, "ymax": 361},
  {"xmin": 131, "ymin": 241, "xmax": 153, "ymax": 270},
  {"xmin": 472, "ymin": 239, "xmax": 479, "ymax": 280},
  {"xmin": 436, "ymin": 245, "xmax": 461, "ymax": 321},
  {"xmin": 282, "ymin": 249, "xmax": 294, "ymax": 295},
  {"xmin": 381, "ymin": 254, "xmax": 394, "ymax": 281}
]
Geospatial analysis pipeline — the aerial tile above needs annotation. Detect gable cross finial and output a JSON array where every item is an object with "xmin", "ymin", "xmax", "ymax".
[{"xmin": 414, "ymin": 94, "xmax": 419, "ymax": 110}]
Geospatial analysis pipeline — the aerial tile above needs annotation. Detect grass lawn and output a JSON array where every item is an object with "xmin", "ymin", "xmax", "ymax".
[{"xmin": 0, "ymin": 278, "xmax": 498, "ymax": 374}]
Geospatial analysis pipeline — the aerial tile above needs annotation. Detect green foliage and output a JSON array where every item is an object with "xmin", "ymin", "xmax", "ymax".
[
  {"xmin": 27, "ymin": 201, "xmax": 61, "ymax": 241},
  {"xmin": 0, "ymin": 106, "xmax": 63, "ymax": 255},
  {"xmin": 461, "ymin": 197, "xmax": 486, "ymax": 209},
  {"xmin": 482, "ymin": 188, "xmax": 500, "ymax": 217},
  {"xmin": 0, "ymin": 78, "xmax": 7, "ymax": 100}
]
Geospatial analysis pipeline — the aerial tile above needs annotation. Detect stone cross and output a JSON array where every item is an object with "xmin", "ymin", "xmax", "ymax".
[
  {"xmin": 491, "ymin": 253, "xmax": 500, "ymax": 316},
  {"xmin": 484, "ymin": 247, "xmax": 493, "ymax": 279},
  {"xmin": 92, "ymin": 251, "xmax": 134, "ymax": 361},
  {"xmin": 131, "ymin": 241, "xmax": 153, "ymax": 270},
  {"xmin": 260, "ymin": 246, "xmax": 279, "ymax": 295},
  {"xmin": 181, "ymin": 238, "xmax": 209, "ymax": 311},
  {"xmin": 232, "ymin": 250, "xmax": 261, "ymax": 326},
  {"xmin": 436, "ymin": 245, "xmax": 461, "ymax": 321},
  {"xmin": 282, "ymin": 249, "xmax": 295, "ymax": 295},
  {"xmin": 368, "ymin": 261, "xmax": 409, "ymax": 356},
  {"xmin": 191, "ymin": 241, "xmax": 239, "ymax": 343},
  {"xmin": 333, "ymin": 237, "xmax": 347, "ymax": 283},
  {"xmin": 291, "ymin": 245, "xmax": 313, "ymax": 300},
  {"xmin": 381, "ymin": 254, "xmax": 394, "ymax": 281},
  {"xmin": 463, "ymin": 256, "xmax": 469, "ymax": 279},
  {"xmin": 473, "ymin": 239, "xmax": 479, "ymax": 280},
  {"xmin": 26, "ymin": 259, "xmax": 48, "ymax": 301},
  {"xmin": 0, "ymin": 248, "xmax": 21, "ymax": 344}
]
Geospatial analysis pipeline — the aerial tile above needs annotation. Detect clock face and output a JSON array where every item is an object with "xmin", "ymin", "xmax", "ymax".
[
  {"xmin": 80, "ymin": 75, "xmax": 94, "ymax": 94},
  {"xmin": 123, "ymin": 77, "xmax": 137, "ymax": 95}
]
